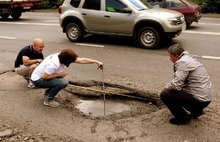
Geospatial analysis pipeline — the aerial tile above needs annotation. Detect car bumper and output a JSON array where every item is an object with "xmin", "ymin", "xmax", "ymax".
[
  {"xmin": 165, "ymin": 30, "xmax": 181, "ymax": 38},
  {"xmin": 186, "ymin": 13, "xmax": 202, "ymax": 23},
  {"xmin": 164, "ymin": 21, "xmax": 186, "ymax": 37}
]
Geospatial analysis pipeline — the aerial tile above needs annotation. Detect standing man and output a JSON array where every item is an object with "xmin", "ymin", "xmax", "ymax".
[
  {"xmin": 14, "ymin": 38, "xmax": 44, "ymax": 88},
  {"xmin": 160, "ymin": 44, "xmax": 211, "ymax": 125},
  {"xmin": 31, "ymin": 48, "xmax": 104, "ymax": 108}
]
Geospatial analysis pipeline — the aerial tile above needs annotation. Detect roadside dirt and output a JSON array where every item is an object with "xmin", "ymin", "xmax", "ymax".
[{"xmin": 1, "ymin": 64, "xmax": 220, "ymax": 142}]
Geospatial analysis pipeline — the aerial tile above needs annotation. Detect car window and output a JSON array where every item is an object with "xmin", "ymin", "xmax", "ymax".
[
  {"xmin": 147, "ymin": 0, "xmax": 162, "ymax": 8},
  {"xmin": 83, "ymin": 0, "xmax": 101, "ymax": 10},
  {"xmin": 166, "ymin": 0, "xmax": 187, "ymax": 8},
  {"xmin": 127, "ymin": 0, "xmax": 150, "ymax": 10},
  {"xmin": 106, "ymin": 0, "xmax": 127, "ymax": 13},
  {"xmin": 185, "ymin": 0, "xmax": 197, "ymax": 6},
  {"xmin": 70, "ymin": 0, "xmax": 81, "ymax": 7}
]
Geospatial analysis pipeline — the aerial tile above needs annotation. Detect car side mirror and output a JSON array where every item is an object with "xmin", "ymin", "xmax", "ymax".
[{"xmin": 122, "ymin": 8, "xmax": 132, "ymax": 14}]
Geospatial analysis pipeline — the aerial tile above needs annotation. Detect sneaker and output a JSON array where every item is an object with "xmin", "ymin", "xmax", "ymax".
[
  {"xmin": 27, "ymin": 80, "xmax": 35, "ymax": 88},
  {"xmin": 169, "ymin": 115, "xmax": 191, "ymax": 125},
  {"xmin": 43, "ymin": 98, "xmax": 60, "ymax": 108}
]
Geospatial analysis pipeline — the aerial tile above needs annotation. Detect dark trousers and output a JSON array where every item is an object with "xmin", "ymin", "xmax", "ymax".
[{"xmin": 160, "ymin": 89, "xmax": 210, "ymax": 119}]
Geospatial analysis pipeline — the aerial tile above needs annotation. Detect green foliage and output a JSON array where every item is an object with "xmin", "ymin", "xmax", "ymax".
[
  {"xmin": 191, "ymin": 0, "xmax": 220, "ymax": 13},
  {"xmin": 37, "ymin": 0, "xmax": 50, "ymax": 9},
  {"xmin": 37, "ymin": 0, "xmax": 64, "ymax": 9}
]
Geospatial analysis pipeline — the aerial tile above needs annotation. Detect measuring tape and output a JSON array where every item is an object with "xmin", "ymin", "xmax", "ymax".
[{"xmin": 68, "ymin": 84, "xmax": 151, "ymax": 101}]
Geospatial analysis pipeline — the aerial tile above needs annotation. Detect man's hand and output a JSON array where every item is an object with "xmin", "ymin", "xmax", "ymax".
[
  {"xmin": 97, "ymin": 62, "xmax": 104, "ymax": 70},
  {"xmin": 37, "ymin": 59, "xmax": 43, "ymax": 63}
]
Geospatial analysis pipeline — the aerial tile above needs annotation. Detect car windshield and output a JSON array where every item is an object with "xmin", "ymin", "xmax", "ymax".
[{"xmin": 127, "ymin": 0, "xmax": 152, "ymax": 10}]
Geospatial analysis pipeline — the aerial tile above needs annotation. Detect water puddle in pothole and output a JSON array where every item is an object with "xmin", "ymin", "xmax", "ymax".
[
  {"xmin": 75, "ymin": 98, "xmax": 155, "ymax": 117},
  {"xmin": 65, "ymin": 83, "xmax": 160, "ymax": 117}
]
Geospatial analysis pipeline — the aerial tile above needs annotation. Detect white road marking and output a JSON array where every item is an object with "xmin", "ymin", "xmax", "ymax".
[
  {"xmin": 183, "ymin": 31, "xmax": 220, "ymax": 36},
  {"xmin": 193, "ymin": 55, "xmax": 220, "ymax": 60},
  {"xmin": 0, "ymin": 21, "xmax": 59, "ymax": 26},
  {"xmin": 0, "ymin": 36, "xmax": 16, "ymax": 39},
  {"xmin": 75, "ymin": 43, "xmax": 105, "ymax": 48},
  {"xmin": 199, "ymin": 23, "xmax": 220, "ymax": 26}
]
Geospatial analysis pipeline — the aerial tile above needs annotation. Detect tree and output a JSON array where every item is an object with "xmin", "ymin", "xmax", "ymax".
[{"xmin": 191, "ymin": 0, "xmax": 220, "ymax": 13}]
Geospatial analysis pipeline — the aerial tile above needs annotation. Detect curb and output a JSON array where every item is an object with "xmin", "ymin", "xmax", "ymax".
[
  {"xmin": 0, "ymin": 63, "xmax": 13, "ymax": 74},
  {"xmin": 202, "ymin": 13, "xmax": 220, "ymax": 18}
]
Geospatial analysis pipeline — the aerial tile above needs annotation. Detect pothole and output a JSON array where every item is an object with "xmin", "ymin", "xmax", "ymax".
[
  {"xmin": 63, "ymin": 80, "xmax": 163, "ymax": 119},
  {"xmin": 0, "ymin": 71, "xmax": 163, "ymax": 119}
]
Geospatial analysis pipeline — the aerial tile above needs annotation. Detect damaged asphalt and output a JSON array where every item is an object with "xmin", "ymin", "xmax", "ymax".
[{"xmin": 1, "ymin": 61, "xmax": 220, "ymax": 142}]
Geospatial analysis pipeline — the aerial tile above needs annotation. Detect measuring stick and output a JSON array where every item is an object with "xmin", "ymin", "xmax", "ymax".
[{"xmin": 101, "ymin": 69, "xmax": 106, "ymax": 116}]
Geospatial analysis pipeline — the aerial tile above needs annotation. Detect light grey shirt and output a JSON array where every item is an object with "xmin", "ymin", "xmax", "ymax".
[{"xmin": 165, "ymin": 51, "xmax": 212, "ymax": 102}]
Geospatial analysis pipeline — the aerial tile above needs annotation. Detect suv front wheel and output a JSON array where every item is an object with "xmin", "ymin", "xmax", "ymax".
[
  {"xmin": 66, "ymin": 23, "xmax": 83, "ymax": 42},
  {"xmin": 137, "ymin": 27, "xmax": 160, "ymax": 49}
]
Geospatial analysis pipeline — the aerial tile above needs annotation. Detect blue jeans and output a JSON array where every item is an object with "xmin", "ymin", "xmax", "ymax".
[{"xmin": 32, "ymin": 78, "xmax": 68, "ymax": 100}]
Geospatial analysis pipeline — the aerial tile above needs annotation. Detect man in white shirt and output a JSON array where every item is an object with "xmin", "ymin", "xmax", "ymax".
[{"xmin": 31, "ymin": 48, "xmax": 104, "ymax": 108}]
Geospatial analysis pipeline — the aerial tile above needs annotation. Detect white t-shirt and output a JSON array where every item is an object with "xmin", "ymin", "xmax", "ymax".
[{"xmin": 31, "ymin": 53, "xmax": 66, "ymax": 81}]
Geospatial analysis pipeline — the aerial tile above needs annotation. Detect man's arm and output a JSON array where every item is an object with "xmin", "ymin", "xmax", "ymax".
[
  {"xmin": 22, "ymin": 56, "xmax": 43, "ymax": 66},
  {"xmin": 165, "ymin": 70, "xmax": 189, "ymax": 90},
  {"xmin": 42, "ymin": 71, "xmax": 69, "ymax": 80},
  {"xmin": 75, "ymin": 58, "xmax": 103, "ymax": 69}
]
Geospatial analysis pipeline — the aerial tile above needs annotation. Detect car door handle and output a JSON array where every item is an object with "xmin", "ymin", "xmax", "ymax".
[
  {"xmin": 104, "ymin": 15, "xmax": 110, "ymax": 18},
  {"xmin": 82, "ymin": 13, "xmax": 87, "ymax": 16}
]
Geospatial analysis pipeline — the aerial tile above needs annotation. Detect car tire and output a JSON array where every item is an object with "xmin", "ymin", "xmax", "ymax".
[
  {"xmin": 186, "ymin": 22, "xmax": 192, "ymax": 29},
  {"xmin": 65, "ymin": 23, "xmax": 83, "ymax": 42},
  {"xmin": 11, "ymin": 11, "xmax": 22, "ymax": 20},
  {"xmin": 0, "ymin": 14, "xmax": 10, "ymax": 20},
  {"xmin": 137, "ymin": 27, "xmax": 160, "ymax": 49}
]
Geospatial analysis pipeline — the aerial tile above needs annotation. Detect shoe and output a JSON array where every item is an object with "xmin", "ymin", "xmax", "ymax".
[
  {"xmin": 27, "ymin": 80, "xmax": 35, "ymax": 88},
  {"xmin": 169, "ymin": 115, "xmax": 191, "ymax": 125},
  {"xmin": 191, "ymin": 111, "xmax": 204, "ymax": 119},
  {"xmin": 43, "ymin": 98, "xmax": 60, "ymax": 108}
]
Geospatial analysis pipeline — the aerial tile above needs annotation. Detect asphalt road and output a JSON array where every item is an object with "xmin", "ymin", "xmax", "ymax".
[{"xmin": 0, "ymin": 11, "xmax": 220, "ymax": 100}]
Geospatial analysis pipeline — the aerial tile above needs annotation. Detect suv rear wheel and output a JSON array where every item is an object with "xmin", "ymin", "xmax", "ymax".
[
  {"xmin": 0, "ymin": 14, "xmax": 10, "ymax": 20},
  {"xmin": 137, "ymin": 27, "xmax": 160, "ymax": 49},
  {"xmin": 66, "ymin": 23, "xmax": 83, "ymax": 42}
]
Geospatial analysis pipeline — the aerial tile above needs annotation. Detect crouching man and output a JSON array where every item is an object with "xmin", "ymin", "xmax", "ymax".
[
  {"xmin": 31, "ymin": 48, "xmax": 104, "ymax": 108},
  {"xmin": 160, "ymin": 44, "xmax": 211, "ymax": 125},
  {"xmin": 14, "ymin": 38, "xmax": 44, "ymax": 88}
]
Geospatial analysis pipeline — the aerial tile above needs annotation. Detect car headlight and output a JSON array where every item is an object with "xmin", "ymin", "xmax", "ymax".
[{"xmin": 169, "ymin": 16, "xmax": 185, "ymax": 25}]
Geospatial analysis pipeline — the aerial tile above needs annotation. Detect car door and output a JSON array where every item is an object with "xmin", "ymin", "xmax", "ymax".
[
  {"xmin": 102, "ymin": 0, "xmax": 134, "ymax": 34},
  {"xmin": 79, "ymin": 0, "xmax": 104, "ymax": 32}
]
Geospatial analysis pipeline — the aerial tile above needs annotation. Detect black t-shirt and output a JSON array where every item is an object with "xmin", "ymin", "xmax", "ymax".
[{"xmin": 14, "ymin": 45, "xmax": 44, "ymax": 68}]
